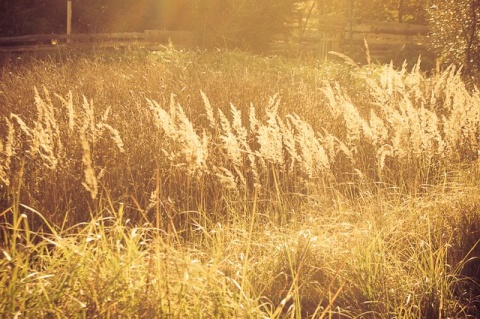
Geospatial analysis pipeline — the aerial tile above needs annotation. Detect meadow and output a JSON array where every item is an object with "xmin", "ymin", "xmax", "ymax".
[{"xmin": 1, "ymin": 47, "xmax": 480, "ymax": 318}]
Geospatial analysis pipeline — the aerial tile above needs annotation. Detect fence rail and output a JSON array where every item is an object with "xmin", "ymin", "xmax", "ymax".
[
  {"xmin": 346, "ymin": 20, "xmax": 428, "ymax": 46},
  {"xmin": 0, "ymin": 30, "xmax": 194, "ymax": 52},
  {"xmin": 0, "ymin": 21, "xmax": 429, "ymax": 60},
  {"xmin": 270, "ymin": 19, "xmax": 429, "ymax": 60},
  {"xmin": 344, "ymin": 20, "xmax": 429, "ymax": 61}
]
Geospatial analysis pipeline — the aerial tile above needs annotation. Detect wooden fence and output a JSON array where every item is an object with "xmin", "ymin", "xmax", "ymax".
[
  {"xmin": 270, "ymin": 15, "xmax": 345, "ymax": 57},
  {"xmin": 0, "ymin": 21, "xmax": 429, "ymax": 61},
  {"xmin": 344, "ymin": 20, "xmax": 429, "ymax": 61},
  {"xmin": 0, "ymin": 30, "xmax": 194, "ymax": 52},
  {"xmin": 270, "ymin": 18, "xmax": 429, "ymax": 61}
]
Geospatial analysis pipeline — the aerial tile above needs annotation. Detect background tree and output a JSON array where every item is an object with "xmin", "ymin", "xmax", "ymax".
[
  {"xmin": 428, "ymin": 0, "xmax": 480, "ymax": 72},
  {"xmin": 185, "ymin": 0, "xmax": 304, "ymax": 51},
  {"xmin": 299, "ymin": 0, "xmax": 428, "ymax": 33},
  {"xmin": 0, "ymin": 0, "xmax": 65, "ymax": 36},
  {"xmin": 353, "ymin": 0, "xmax": 428, "ymax": 24},
  {"xmin": 0, "ymin": 0, "xmax": 303, "ymax": 52},
  {"xmin": 72, "ymin": 0, "xmax": 155, "ymax": 33}
]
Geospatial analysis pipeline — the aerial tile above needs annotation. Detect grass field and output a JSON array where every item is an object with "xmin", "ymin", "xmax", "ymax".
[{"xmin": 1, "ymin": 47, "xmax": 480, "ymax": 318}]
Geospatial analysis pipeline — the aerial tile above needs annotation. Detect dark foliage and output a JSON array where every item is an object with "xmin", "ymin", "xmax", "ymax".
[{"xmin": 0, "ymin": 0, "xmax": 302, "ymax": 51}]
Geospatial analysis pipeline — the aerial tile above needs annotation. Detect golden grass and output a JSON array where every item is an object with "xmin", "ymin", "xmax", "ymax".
[
  {"xmin": 1, "ymin": 52, "xmax": 479, "ymax": 209},
  {"xmin": 2, "ymin": 185, "xmax": 480, "ymax": 318},
  {"xmin": 1, "ymin": 48, "xmax": 480, "ymax": 318},
  {"xmin": 1, "ymin": 49, "xmax": 480, "ymax": 224}
]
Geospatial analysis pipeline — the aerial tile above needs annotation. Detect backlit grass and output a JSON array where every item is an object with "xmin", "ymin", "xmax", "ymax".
[{"xmin": 1, "ymin": 47, "xmax": 480, "ymax": 318}]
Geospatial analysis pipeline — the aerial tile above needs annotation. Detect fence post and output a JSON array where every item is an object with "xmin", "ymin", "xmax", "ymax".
[{"xmin": 67, "ymin": 1, "xmax": 72, "ymax": 43}]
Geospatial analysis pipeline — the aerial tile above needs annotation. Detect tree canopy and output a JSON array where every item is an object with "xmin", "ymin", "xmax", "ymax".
[
  {"xmin": 428, "ymin": 0, "xmax": 480, "ymax": 72},
  {"xmin": 0, "ymin": 0, "xmax": 302, "ymax": 50},
  {"xmin": 0, "ymin": 0, "xmax": 431, "ymax": 37}
]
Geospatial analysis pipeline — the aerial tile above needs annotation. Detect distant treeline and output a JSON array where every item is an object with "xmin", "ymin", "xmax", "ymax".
[
  {"xmin": 0, "ymin": 0, "xmax": 302, "ymax": 51},
  {"xmin": 0, "ymin": 0, "xmax": 195, "ymax": 36}
]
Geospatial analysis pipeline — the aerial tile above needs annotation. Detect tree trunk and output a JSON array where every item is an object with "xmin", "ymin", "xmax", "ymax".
[
  {"xmin": 398, "ymin": 0, "xmax": 404, "ymax": 23},
  {"xmin": 465, "ymin": 0, "xmax": 478, "ymax": 71}
]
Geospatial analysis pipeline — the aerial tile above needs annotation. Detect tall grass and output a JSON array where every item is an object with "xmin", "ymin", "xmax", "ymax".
[
  {"xmin": 2, "ymin": 184, "xmax": 480, "ymax": 318},
  {"xmin": 2, "ymin": 51, "xmax": 480, "ymax": 225},
  {"xmin": 1, "ymin": 48, "xmax": 480, "ymax": 317}
]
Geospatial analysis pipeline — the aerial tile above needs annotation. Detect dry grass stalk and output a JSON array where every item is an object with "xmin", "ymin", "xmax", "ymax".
[
  {"xmin": 327, "ymin": 51, "xmax": 359, "ymax": 68},
  {"xmin": 201, "ymin": 90, "xmax": 216, "ymax": 129},
  {"xmin": 34, "ymin": 87, "xmax": 61, "ymax": 169},
  {"xmin": 0, "ymin": 117, "xmax": 15, "ymax": 186},
  {"xmin": 148, "ymin": 91, "xmax": 345, "ymax": 196},
  {"xmin": 218, "ymin": 108, "xmax": 242, "ymax": 168},
  {"xmin": 277, "ymin": 116, "xmax": 298, "ymax": 173},
  {"xmin": 80, "ymin": 96, "xmax": 96, "ymax": 143},
  {"xmin": 176, "ymin": 104, "xmax": 209, "ymax": 174},
  {"xmin": 96, "ymin": 123, "xmax": 125, "ymax": 153},
  {"xmin": 55, "ymin": 91, "xmax": 76, "ymax": 132},
  {"xmin": 287, "ymin": 114, "xmax": 330, "ymax": 178},
  {"xmin": 80, "ymin": 129, "xmax": 98, "ymax": 199},
  {"xmin": 9, "ymin": 88, "xmax": 62, "ymax": 170},
  {"xmin": 319, "ymin": 133, "xmax": 341, "ymax": 163},
  {"xmin": 233, "ymin": 104, "xmax": 259, "ymax": 186},
  {"xmin": 248, "ymin": 103, "xmax": 259, "ymax": 134},
  {"xmin": 147, "ymin": 98, "xmax": 209, "ymax": 175},
  {"xmin": 214, "ymin": 166, "xmax": 238, "ymax": 190},
  {"xmin": 376, "ymin": 144, "xmax": 394, "ymax": 172},
  {"xmin": 256, "ymin": 95, "xmax": 284, "ymax": 168},
  {"xmin": 322, "ymin": 82, "xmax": 370, "ymax": 148},
  {"xmin": 442, "ymin": 79, "xmax": 480, "ymax": 160},
  {"xmin": 247, "ymin": 104, "xmax": 261, "ymax": 187},
  {"xmin": 319, "ymin": 58, "xmax": 480, "ymax": 190},
  {"xmin": 368, "ymin": 110, "xmax": 389, "ymax": 148},
  {"xmin": 364, "ymin": 39, "xmax": 371, "ymax": 65},
  {"xmin": 8, "ymin": 87, "xmax": 124, "ymax": 202}
]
